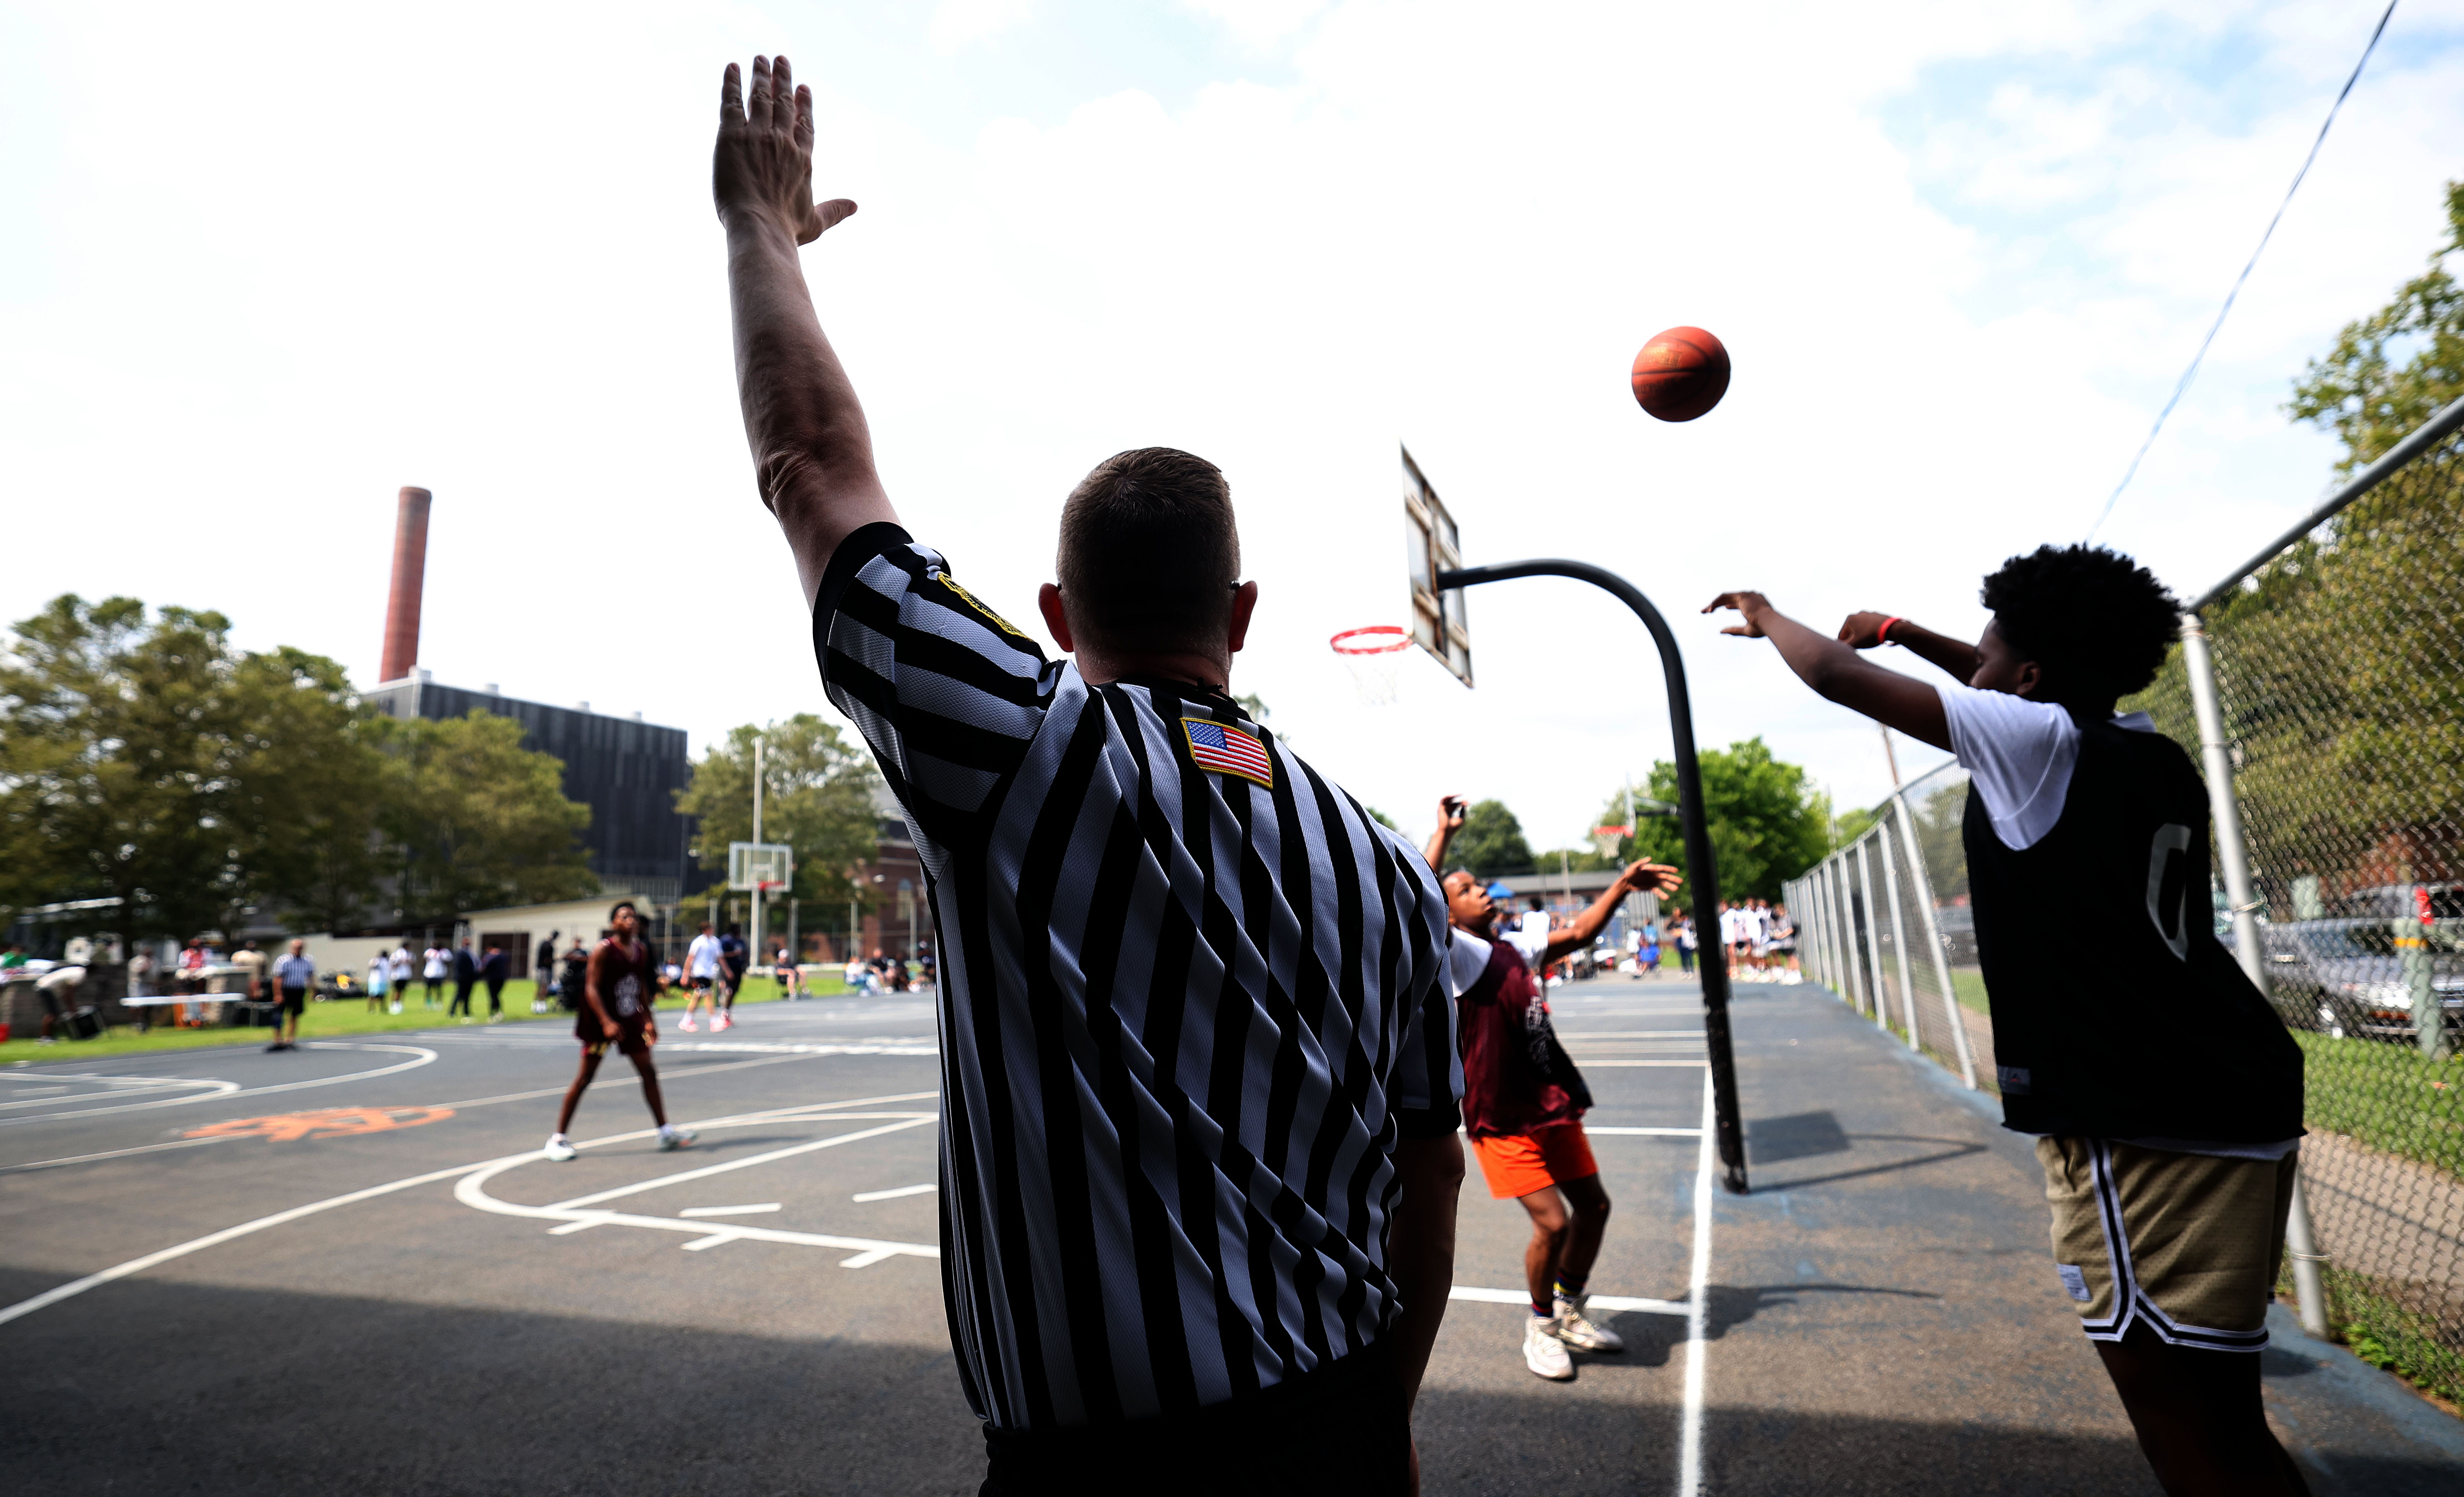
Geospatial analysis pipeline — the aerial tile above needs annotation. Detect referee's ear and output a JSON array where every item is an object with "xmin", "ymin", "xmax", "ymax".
[
  {"xmin": 1226, "ymin": 581, "xmax": 1259, "ymax": 653},
  {"xmin": 1037, "ymin": 584, "xmax": 1077, "ymax": 653}
]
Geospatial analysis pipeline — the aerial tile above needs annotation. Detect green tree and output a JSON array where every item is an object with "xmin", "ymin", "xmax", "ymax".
[
  {"xmin": 1621, "ymin": 738, "xmax": 1828, "ymax": 902},
  {"xmin": 0, "ymin": 596, "xmax": 397, "ymax": 940},
  {"xmin": 1446, "ymin": 799, "xmax": 1534, "ymax": 877},
  {"xmin": 673, "ymin": 716, "xmax": 880, "ymax": 909},
  {"xmin": 374, "ymin": 712, "xmax": 597, "ymax": 919},
  {"xmin": 227, "ymin": 646, "xmax": 392, "ymax": 933},
  {"xmin": 2126, "ymin": 181, "xmax": 2464, "ymax": 899},
  {"xmin": 2288, "ymin": 180, "xmax": 2463, "ymax": 472}
]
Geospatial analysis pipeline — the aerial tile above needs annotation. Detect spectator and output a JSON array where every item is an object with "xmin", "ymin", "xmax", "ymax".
[
  {"xmin": 1672, "ymin": 914, "xmax": 1698, "ymax": 975},
  {"xmin": 480, "ymin": 944, "xmax": 511, "ymax": 1020},
  {"xmin": 387, "ymin": 944, "xmax": 414, "ymax": 1012},
  {"xmin": 231, "ymin": 938, "xmax": 268, "ymax": 1001},
  {"xmin": 773, "ymin": 944, "xmax": 801, "ymax": 998},
  {"xmin": 365, "ymin": 952, "xmax": 389, "ymax": 1013},
  {"xmin": 127, "ymin": 943, "xmax": 156, "ymax": 997},
  {"xmin": 0, "ymin": 942, "xmax": 26, "ymax": 970},
  {"xmin": 449, "ymin": 939, "xmax": 478, "ymax": 1020},
  {"xmin": 34, "ymin": 963, "xmax": 87, "ymax": 1044},
  {"xmin": 559, "ymin": 939, "xmax": 590, "ymax": 1014},
  {"xmin": 534, "ymin": 931, "xmax": 561, "ymax": 1014},
  {"xmin": 718, "ymin": 924, "xmax": 750, "ymax": 1023},
  {"xmin": 422, "ymin": 941, "xmax": 449, "ymax": 1008},
  {"xmin": 268, "ymin": 939, "xmax": 314, "ymax": 1052}
]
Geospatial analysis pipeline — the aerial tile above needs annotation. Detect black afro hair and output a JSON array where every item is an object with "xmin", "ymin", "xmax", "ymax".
[{"xmin": 1980, "ymin": 544, "xmax": 2178, "ymax": 703}]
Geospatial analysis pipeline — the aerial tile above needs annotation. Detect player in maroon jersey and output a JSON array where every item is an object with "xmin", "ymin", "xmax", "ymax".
[{"xmin": 542, "ymin": 901, "xmax": 697, "ymax": 1161}]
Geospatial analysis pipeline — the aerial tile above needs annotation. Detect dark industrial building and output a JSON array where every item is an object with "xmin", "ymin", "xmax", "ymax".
[
  {"xmin": 362, "ymin": 672, "xmax": 693, "ymax": 901},
  {"xmin": 365, "ymin": 486, "xmax": 693, "ymax": 902}
]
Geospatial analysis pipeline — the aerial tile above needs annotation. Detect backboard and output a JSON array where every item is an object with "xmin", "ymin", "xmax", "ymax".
[
  {"xmin": 728, "ymin": 841, "xmax": 793, "ymax": 894},
  {"xmin": 1401, "ymin": 446, "xmax": 1473, "ymax": 686}
]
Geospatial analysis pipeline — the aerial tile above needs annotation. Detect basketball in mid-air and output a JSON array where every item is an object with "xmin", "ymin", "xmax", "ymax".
[{"xmin": 1630, "ymin": 327, "xmax": 1730, "ymax": 422}]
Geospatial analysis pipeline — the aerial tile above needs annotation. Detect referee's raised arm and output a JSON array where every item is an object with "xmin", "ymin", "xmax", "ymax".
[{"xmin": 713, "ymin": 55, "xmax": 897, "ymax": 603}]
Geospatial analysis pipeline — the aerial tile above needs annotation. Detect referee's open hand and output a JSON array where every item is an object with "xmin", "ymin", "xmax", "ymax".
[{"xmin": 714, "ymin": 55, "xmax": 857, "ymax": 246}]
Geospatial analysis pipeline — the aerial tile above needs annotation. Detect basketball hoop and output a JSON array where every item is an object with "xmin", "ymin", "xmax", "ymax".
[
  {"xmin": 1331, "ymin": 626, "xmax": 1412, "ymax": 705},
  {"xmin": 1590, "ymin": 825, "xmax": 1631, "ymax": 860}
]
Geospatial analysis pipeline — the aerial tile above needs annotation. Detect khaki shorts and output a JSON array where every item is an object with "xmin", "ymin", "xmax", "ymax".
[{"xmin": 2037, "ymin": 1136, "xmax": 2294, "ymax": 1352}]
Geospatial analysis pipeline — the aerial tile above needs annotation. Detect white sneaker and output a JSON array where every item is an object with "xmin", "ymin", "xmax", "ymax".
[
  {"xmin": 389, "ymin": 1002, "xmax": 402, "ymax": 1015},
  {"xmin": 1524, "ymin": 1315, "xmax": 1574, "ymax": 1380},
  {"xmin": 543, "ymin": 1136, "xmax": 578, "ymax": 1162},
  {"xmin": 1552, "ymin": 1294, "xmax": 1626, "ymax": 1353},
  {"xmin": 713, "ymin": 1013, "xmax": 732, "ymax": 1033},
  {"xmin": 657, "ymin": 1126, "xmax": 697, "ymax": 1152},
  {"xmin": 679, "ymin": 1016, "xmax": 698, "ymax": 1032}
]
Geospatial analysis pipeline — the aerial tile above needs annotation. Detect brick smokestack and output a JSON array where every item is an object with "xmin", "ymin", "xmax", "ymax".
[{"xmin": 380, "ymin": 486, "xmax": 432, "ymax": 684}]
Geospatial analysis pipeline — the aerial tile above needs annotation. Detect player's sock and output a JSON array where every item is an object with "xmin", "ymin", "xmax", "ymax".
[
  {"xmin": 1556, "ymin": 1272, "xmax": 1586, "ymax": 1301},
  {"xmin": 1531, "ymin": 1298, "xmax": 1554, "ymax": 1319}
]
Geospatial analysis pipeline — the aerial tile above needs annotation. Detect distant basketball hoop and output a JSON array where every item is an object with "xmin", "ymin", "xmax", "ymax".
[
  {"xmin": 1590, "ymin": 824, "xmax": 1632, "ymax": 860},
  {"xmin": 1331, "ymin": 625, "xmax": 1413, "ymax": 705}
]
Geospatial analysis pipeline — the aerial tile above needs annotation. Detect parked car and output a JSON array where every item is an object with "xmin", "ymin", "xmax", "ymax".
[{"xmin": 2259, "ymin": 917, "xmax": 2464, "ymax": 1040}]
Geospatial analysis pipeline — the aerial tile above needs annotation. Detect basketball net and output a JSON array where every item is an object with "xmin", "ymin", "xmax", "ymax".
[
  {"xmin": 1590, "ymin": 825, "xmax": 1631, "ymax": 860},
  {"xmin": 1330, "ymin": 626, "xmax": 1411, "ymax": 706}
]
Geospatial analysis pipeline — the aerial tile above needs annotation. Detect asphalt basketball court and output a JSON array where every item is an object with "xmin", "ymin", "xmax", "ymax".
[{"xmin": 7, "ymin": 977, "xmax": 2459, "ymax": 1495}]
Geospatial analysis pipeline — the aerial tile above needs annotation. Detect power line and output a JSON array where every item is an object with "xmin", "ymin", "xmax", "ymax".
[{"xmin": 2083, "ymin": 0, "xmax": 2398, "ymax": 543}]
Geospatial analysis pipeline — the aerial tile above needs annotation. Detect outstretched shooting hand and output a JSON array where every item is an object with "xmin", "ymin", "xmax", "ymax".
[
  {"xmin": 1437, "ymin": 795, "xmax": 1467, "ymax": 836},
  {"xmin": 1703, "ymin": 592, "xmax": 1771, "ymax": 638},
  {"xmin": 715, "ymin": 56, "xmax": 857, "ymax": 245},
  {"xmin": 1619, "ymin": 859, "xmax": 1683, "ymax": 898}
]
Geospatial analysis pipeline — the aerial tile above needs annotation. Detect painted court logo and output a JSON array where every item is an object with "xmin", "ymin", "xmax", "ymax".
[{"xmin": 184, "ymin": 1106, "xmax": 456, "ymax": 1142}]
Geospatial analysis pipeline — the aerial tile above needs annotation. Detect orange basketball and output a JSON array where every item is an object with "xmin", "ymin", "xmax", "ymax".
[{"xmin": 1630, "ymin": 326, "xmax": 1730, "ymax": 422}]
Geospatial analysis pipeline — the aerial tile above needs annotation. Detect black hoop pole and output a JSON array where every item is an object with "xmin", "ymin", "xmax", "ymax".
[{"xmin": 1438, "ymin": 559, "xmax": 1749, "ymax": 1194}]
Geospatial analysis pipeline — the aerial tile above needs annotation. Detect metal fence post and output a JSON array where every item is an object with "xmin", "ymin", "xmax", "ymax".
[
  {"xmin": 1858, "ymin": 839, "xmax": 1891, "ymax": 1034},
  {"xmin": 2179, "ymin": 609, "xmax": 2330, "ymax": 1340},
  {"xmin": 1880, "ymin": 811, "xmax": 1920, "ymax": 1052},
  {"xmin": 1828, "ymin": 857, "xmax": 1858, "ymax": 1014},
  {"xmin": 1893, "ymin": 788, "xmax": 1978, "ymax": 1089}
]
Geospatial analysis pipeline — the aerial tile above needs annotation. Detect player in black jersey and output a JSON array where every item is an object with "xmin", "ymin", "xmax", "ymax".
[{"xmin": 1709, "ymin": 546, "xmax": 2309, "ymax": 1497}]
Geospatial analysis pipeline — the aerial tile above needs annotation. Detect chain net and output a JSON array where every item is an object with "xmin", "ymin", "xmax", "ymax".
[{"xmin": 1788, "ymin": 421, "xmax": 2464, "ymax": 1406}]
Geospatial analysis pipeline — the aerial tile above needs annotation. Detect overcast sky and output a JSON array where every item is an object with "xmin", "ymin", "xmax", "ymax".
[{"xmin": 5, "ymin": 0, "xmax": 2461, "ymax": 854}]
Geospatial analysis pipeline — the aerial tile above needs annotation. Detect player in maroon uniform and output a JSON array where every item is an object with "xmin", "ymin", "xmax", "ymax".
[{"xmin": 543, "ymin": 901, "xmax": 697, "ymax": 1161}]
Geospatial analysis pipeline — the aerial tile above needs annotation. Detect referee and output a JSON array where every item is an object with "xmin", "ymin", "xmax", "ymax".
[{"xmin": 715, "ymin": 55, "xmax": 1465, "ymax": 1495}]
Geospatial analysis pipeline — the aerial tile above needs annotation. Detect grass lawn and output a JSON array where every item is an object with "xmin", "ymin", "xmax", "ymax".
[
  {"xmin": 2294, "ymin": 1029, "xmax": 2464, "ymax": 1180},
  {"xmin": 0, "ymin": 975, "xmax": 867, "ymax": 1066}
]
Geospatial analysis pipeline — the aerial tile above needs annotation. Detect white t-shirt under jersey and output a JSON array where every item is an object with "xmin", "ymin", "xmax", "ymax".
[
  {"xmin": 1444, "ymin": 924, "xmax": 1550, "ymax": 999},
  {"xmin": 1934, "ymin": 681, "xmax": 2157, "ymax": 851},
  {"xmin": 1934, "ymin": 679, "xmax": 2295, "ymax": 1162}
]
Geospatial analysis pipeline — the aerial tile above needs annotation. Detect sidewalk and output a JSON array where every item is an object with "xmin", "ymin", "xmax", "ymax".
[{"xmin": 1702, "ymin": 981, "xmax": 2464, "ymax": 1495}]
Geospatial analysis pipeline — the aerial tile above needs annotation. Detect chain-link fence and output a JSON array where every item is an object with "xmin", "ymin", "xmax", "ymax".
[{"xmin": 1787, "ymin": 395, "xmax": 2464, "ymax": 1408}]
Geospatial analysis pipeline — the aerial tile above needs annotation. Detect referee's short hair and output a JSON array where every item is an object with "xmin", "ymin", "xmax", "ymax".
[{"xmin": 1056, "ymin": 447, "xmax": 1240, "ymax": 654}]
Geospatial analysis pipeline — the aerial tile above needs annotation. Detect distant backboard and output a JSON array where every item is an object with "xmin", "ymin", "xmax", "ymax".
[
  {"xmin": 1401, "ymin": 445, "xmax": 1473, "ymax": 686},
  {"xmin": 728, "ymin": 841, "xmax": 793, "ymax": 893}
]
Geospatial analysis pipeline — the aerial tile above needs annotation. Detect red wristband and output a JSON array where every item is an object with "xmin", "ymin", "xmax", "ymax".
[{"xmin": 1875, "ymin": 616, "xmax": 1903, "ymax": 645}]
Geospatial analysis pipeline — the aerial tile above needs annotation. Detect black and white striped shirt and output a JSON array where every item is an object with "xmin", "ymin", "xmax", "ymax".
[{"xmin": 815, "ymin": 524, "xmax": 1460, "ymax": 1431}]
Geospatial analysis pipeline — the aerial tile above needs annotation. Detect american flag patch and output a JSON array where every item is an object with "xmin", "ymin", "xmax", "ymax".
[{"xmin": 1181, "ymin": 717, "xmax": 1273, "ymax": 788}]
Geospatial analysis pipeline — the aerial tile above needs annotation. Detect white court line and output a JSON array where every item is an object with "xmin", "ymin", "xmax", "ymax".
[
  {"xmin": 0, "ymin": 1090, "xmax": 933, "ymax": 1330},
  {"xmin": 0, "ymin": 1043, "xmax": 437, "ymax": 1129},
  {"xmin": 1584, "ymin": 1126, "xmax": 1703, "ymax": 1137},
  {"xmin": 678, "ymin": 1203, "xmax": 780, "ymax": 1218},
  {"xmin": 1677, "ymin": 1067, "xmax": 1716, "ymax": 1497},
  {"xmin": 544, "ymin": 1117, "xmax": 938, "ymax": 1210},
  {"xmin": 1446, "ymin": 1285, "xmax": 1688, "ymax": 1317},
  {"xmin": 853, "ymin": 1182, "xmax": 936, "ymax": 1202},
  {"xmin": 1579, "ymin": 1060, "xmax": 1711, "ymax": 1068},
  {"xmin": 0, "ymin": 1135, "xmax": 240, "ymax": 1174},
  {"xmin": 1554, "ymin": 1032, "xmax": 1708, "ymax": 1040}
]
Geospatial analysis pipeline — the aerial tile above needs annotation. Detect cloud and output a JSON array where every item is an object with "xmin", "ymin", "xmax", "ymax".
[
  {"xmin": 1179, "ymin": 0, "xmax": 1328, "ymax": 48},
  {"xmin": 929, "ymin": 0, "xmax": 1037, "ymax": 51}
]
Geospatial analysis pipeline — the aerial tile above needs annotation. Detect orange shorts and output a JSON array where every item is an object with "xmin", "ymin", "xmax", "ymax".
[{"xmin": 1469, "ymin": 1122, "xmax": 1599, "ymax": 1200}]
